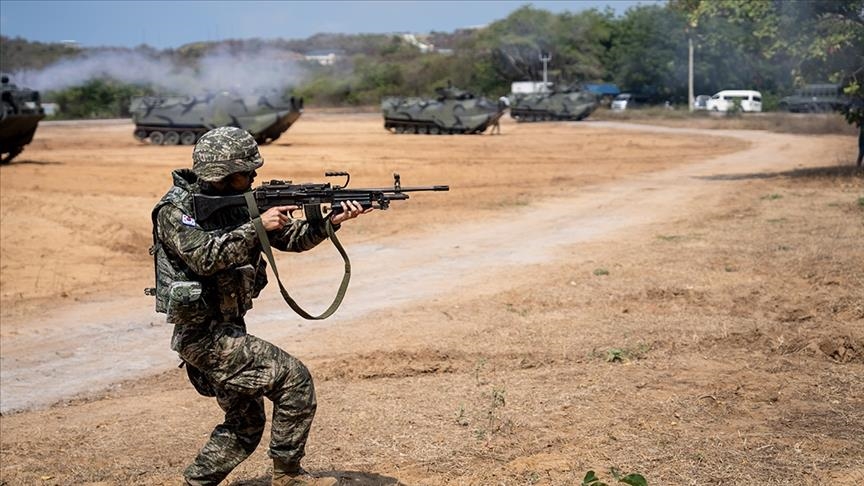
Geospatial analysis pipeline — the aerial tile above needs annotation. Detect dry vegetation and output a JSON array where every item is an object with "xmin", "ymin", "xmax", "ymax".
[
  {"xmin": 0, "ymin": 114, "xmax": 862, "ymax": 486},
  {"xmin": 593, "ymin": 108, "xmax": 858, "ymax": 135}
]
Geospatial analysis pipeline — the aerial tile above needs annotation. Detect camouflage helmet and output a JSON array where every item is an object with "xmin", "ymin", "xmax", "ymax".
[{"xmin": 192, "ymin": 126, "xmax": 264, "ymax": 182}]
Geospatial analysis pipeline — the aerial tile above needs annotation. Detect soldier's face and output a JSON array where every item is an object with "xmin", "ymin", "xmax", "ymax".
[{"xmin": 225, "ymin": 170, "xmax": 256, "ymax": 192}]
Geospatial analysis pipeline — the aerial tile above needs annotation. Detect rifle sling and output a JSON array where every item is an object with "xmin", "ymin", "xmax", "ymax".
[{"xmin": 244, "ymin": 192, "xmax": 350, "ymax": 320}]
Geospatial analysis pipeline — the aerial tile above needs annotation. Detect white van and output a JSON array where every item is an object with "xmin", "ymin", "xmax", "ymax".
[{"xmin": 706, "ymin": 90, "xmax": 762, "ymax": 112}]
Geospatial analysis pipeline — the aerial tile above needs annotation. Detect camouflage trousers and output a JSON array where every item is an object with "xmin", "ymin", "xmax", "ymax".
[{"xmin": 172, "ymin": 319, "xmax": 317, "ymax": 485}]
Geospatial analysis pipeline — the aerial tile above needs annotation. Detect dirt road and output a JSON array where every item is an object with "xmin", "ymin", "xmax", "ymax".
[{"xmin": 0, "ymin": 114, "xmax": 861, "ymax": 485}]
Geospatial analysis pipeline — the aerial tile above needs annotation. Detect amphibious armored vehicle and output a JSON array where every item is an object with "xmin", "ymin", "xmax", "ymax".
[
  {"xmin": 1, "ymin": 75, "xmax": 46, "ymax": 164},
  {"xmin": 130, "ymin": 91, "xmax": 303, "ymax": 145},
  {"xmin": 510, "ymin": 84, "xmax": 598, "ymax": 122},
  {"xmin": 382, "ymin": 86, "xmax": 506, "ymax": 134}
]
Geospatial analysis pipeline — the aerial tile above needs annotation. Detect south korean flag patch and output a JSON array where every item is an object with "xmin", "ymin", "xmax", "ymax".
[{"xmin": 181, "ymin": 214, "xmax": 199, "ymax": 228}]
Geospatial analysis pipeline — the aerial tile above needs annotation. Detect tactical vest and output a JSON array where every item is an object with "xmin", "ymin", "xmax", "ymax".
[{"xmin": 147, "ymin": 170, "xmax": 266, "ymax": 324}]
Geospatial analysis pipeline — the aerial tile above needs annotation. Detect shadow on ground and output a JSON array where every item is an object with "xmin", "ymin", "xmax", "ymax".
[
  {"xmin": 0, "ymin": 159, "xmax": 63, "ymax": 167},
  {"xmin": 228, "ymin": 470, "xmax": 404, "ymax": 486},
  {"xmin": 698, "ymin": 164, "xmax": 863, "ymax": 181}
]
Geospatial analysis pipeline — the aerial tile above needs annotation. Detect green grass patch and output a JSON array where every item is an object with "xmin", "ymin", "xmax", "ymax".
[
  {"xmin": 595, "ymin": 344, "xmax": 651, "ymax": 363},
  {"xmin": 582, "ymin": 468, "xmax": 648, "ymax": 486}
]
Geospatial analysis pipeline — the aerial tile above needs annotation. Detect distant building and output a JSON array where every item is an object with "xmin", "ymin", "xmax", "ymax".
[
  {"xmin": 401, "ymin": 34, "xmax": 434, "ymax": 53},
  {"xmin": 304, "ymin": 50, "xmax": 341, "ymax": 65}
]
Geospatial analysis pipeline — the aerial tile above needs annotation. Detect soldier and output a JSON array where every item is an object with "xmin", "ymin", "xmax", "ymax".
[
  {"xmin": 491, "ymin": 95, "xmax": 510, "ymax": 135},
  {"xmin": 151, "ymin": 126, "xmax": 370, "ymax": 485}
]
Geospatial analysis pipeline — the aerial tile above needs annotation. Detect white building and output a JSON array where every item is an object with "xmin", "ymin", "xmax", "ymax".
[
  {"xmin": 304, "ymin": 50, "xmax": 340, "ymax": 66},
  {"xmin": 401, "ymin": 34, "xmax": 434, "ymax": 53}
]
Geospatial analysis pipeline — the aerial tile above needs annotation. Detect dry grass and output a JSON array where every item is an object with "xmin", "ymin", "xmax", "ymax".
[
  {"xmin": 593, "ymin": 108, "xmax": 857, "ymax": 135},
  {"xmin": 0, "ymin": 117, "xmax": 862, "ymax": 485}
]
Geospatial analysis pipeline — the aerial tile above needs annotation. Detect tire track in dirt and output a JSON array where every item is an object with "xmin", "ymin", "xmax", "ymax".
[{"xmin": 0, "ymin": 123, "xmax": 815, "ymax": 414}]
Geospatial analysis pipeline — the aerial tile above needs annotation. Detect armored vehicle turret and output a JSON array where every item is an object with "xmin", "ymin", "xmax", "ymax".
[
  {"xmin": 1, "ymin": 75, "xmax": 46, "ymax": 164},
  {"xmin": 130, "ymin": 90, "xmax": 303, "ymax": 145},
  {"xmin": 382, "ymin": 86, "xmax": 506, "ymax": 134},
  {"xmin": 510, "ymin": 84, "xmax": 598, "ymax": 122}
]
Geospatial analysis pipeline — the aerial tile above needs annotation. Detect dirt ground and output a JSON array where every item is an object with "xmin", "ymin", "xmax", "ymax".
[{"xmin": 0, "ymin": 113, "xmax": 862, "ymax": 485}]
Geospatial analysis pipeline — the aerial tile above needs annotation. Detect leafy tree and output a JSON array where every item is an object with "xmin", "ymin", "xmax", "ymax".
[
  {"xmin": 607, "ymin": 5, "xmax": 688, "ymax": 100},
  {"xmin": 48, "ymin": 79, "xmax": 152, "ymax": 119},
  {"xmin": 672, "ymin": 0, "xmax": 864, "ymax": 122}
]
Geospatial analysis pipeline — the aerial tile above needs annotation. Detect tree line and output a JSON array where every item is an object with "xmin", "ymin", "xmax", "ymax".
[{"xmin": 1, "ymin": 1, "xmax": 861, "ymax": 123}]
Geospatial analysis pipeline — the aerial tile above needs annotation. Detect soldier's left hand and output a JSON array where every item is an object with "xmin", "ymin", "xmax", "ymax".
[{"xmin": 330, "ymin": 200, "xmax": 373, "ymax": 225}]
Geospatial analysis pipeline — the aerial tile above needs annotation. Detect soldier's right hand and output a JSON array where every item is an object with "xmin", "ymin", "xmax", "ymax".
[{"xmin": 261, "ymin": 205, "xmax": 298, "ymax": 231}]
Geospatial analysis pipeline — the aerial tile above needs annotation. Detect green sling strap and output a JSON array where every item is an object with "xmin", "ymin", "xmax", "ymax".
[{"xmin": 244, "ymin": 192, "xmax": 351, "ymax": 320}]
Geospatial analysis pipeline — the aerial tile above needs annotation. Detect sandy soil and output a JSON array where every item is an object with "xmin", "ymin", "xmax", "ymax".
[{"xmin": 0, "ymin": 113, "xmax": 862, "ymax": 485}]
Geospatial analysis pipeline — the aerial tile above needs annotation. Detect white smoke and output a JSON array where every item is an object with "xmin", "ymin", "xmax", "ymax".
[{"xmin": 10, "ymin": 45, "xmax": 308, "ymax": 95}]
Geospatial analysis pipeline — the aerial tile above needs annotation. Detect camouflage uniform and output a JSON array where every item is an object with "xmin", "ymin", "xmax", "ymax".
[{"xmin": 151, "ymin": 127, "xmax": 335, "ymax": 485}]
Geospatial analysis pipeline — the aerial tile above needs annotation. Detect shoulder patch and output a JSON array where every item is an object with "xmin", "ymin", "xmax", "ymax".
[{"xmin": 181, "ymin": 214, "xmax": 198, "ymax": 228}]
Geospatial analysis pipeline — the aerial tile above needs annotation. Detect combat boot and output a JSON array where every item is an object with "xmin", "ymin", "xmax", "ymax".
[{"xmin": 272, "ymin": 458, "xmax": 338, "ymax": 486}]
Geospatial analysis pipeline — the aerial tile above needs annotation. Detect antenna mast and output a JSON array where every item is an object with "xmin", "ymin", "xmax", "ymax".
[{"xmin": 539, "ymin": 51, "xmax": 552, "ymax": 87}]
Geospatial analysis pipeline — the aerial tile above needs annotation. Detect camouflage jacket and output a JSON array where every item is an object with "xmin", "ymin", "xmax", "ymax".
[{"xmin": 152, "ymin": 169, "xmax": 334, "ymax": 326}]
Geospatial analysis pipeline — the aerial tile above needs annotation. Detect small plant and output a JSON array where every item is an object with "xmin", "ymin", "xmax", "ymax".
[
  {"xmin": 505, "ymin": 303, "xmax": 529, "ymax": 317},
  {"xmin": 606, "ymin": 348, "xmax": 626, "ymax": 362},
  {"xmin": 582, "ymin": 468, "xmax": 647, "ymax": 486},
  {"xmin": 490, "ymin": 386, "xmax": 506, "ymax": 408},
  {"xmin": 525, "ymin": 471, "xmax": 541, "ymax": 484},
  {"xmin": 455, "ymin": 405, "xmax": 469, "ymax": 426},
  {"xmin": 766, "ymin": 218, "xmax": 786, "ymax": 223},
  {"xmin": 594, "ymin": 344, "xmax": 651, "ymax": 363},
  {"xmin": 471, "ymin": 385, "xmax": 510, "ymax": 441},
  {"xmin": 473, "ymin": 357, "xmax": 487, "ymax": 385},
  {"xmin": 761, "ymin": 193, "xmax": 783, "ymax": 200},
  {"xmin": 858, "ymin": 196, "xmax": 863, "ymax": 208},
  {"xmin": 656, "ymin": 234, "xmax": 682, "ymax": 241},
  {"xmin": 593, "ymin": 268, "xmax": 610, "ymax": 276}
]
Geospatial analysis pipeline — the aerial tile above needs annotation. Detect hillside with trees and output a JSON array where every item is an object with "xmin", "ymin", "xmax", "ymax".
[{"xmin": 1, "ymin": 1, "xmax": 860, "ymax": 122}]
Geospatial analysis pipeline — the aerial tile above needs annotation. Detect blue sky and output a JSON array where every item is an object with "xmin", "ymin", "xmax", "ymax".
[{"xmin": 1, "ymin": 1, "xmax": 653, "ymax": 49}]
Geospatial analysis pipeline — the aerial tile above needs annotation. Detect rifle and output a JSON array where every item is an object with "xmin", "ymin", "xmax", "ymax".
[
  {"xmin": 192, "ymin": 172, "xmax": 449, "ymax": 321},
  {"xmin": 193, "ymin": 171, "xmax": 449, "ymax": 222}
]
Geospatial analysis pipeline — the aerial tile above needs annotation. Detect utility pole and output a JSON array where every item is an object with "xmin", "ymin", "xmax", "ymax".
[
  {"xmin": 540, "ymin": 51, "xmax": 552, "ymax": 90},
  {"xmin": 687, "ymin": 21, "xmax": 697, "ymax": 113},
  {"xmin": 688, "ymin": 36, "xmax": 694, "ymax": 112}
]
